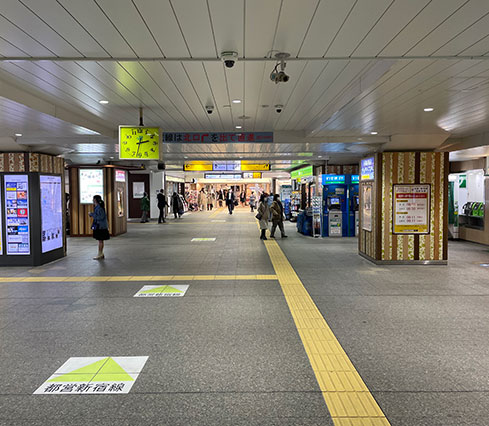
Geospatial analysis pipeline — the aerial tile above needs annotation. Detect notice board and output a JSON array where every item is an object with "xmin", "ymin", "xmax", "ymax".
[{"xmin": 393, "ymin": 184, "xmax": 430, "ymax": 234}]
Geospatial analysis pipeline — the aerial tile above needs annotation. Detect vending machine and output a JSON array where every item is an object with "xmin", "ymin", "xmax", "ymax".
[
  {"xmin": 347, "ymin": 175, "xmax": 360, "ymax": 237},
  {"xmin": 0, "ymin": 173, "xmax": 65, "ymax": 266},
  {"xmin": 321, "ymin": 174, "xmax": 348, "ymax": 237}
]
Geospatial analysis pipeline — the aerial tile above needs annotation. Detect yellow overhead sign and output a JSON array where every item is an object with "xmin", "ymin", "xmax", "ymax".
[
  {"xmin": 241, "ymin": 164, "xmax": 270, "ymax": 171},
  {"xmin": 184, "ymin": 163, "xmax": 213, "ymax": 171}
]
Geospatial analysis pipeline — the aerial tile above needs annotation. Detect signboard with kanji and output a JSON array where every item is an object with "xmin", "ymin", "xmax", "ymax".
[
  {"xmin": 164, "ymin": 132, "xmax": 273, "ymax": 143},
  {"xmin": 393, "ymin": 184, "xmax": 431, "ymax": 234},
  {"xmin": 34, "ymin": 356, "xmax": 148, "ymax": 395}
]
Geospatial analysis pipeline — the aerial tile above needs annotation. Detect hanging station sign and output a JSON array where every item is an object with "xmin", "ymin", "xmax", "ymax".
[
  {"xmin": 393, "ymin": 184, "xmax": 431, "ymax": 234},
  {"xmin": 322, "ymin": 174, "xmax": 346, "ymax": 185},
  {"xmin": 184, "ymin": 162, "xmax": 269, "ymax": 172},
  {"xmin": 4, "ymin": 175, "xmax": 30, "ymax": 255},
  {"xmin": 164, "ymin": 132, "xmax": 273, "ymax": 143},
  {"xmin": 360, "ymin": 157, "xmax": 375, "ymax": 181},
  {"xmin": 291, "ymin": 165, "xmax": 313, "ymax": 180},
  {"xmin": 241, "ymin": 163, "xmax": 270, "ymax": 171},
  {"xmin": 119, "ymin": 126, "xmax": 160, "ymax": 160}
]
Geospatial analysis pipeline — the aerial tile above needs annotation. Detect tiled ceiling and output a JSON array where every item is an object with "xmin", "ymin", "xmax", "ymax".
[{"xmin": 1, "ymin": 0, "xmax": 489, "ymax": 163}]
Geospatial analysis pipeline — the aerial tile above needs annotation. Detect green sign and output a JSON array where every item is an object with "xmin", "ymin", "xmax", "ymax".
[
  {"xmin": 291, "ymin": 165, "xmax": 313, "ymax": 180},
  {"xmin": 458, "ymin": 175, "xmax": 466, "ymax": 188}
]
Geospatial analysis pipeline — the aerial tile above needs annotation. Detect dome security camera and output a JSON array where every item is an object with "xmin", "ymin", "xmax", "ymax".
[
  {"xmin": 275, "ymin": 104, "xmax": 284, "ymax": 113},
  {"xmin": 220, "ymin": 51, "xmax": 238, "ymax": 68},
  {"xmin": 206, "ymin": 105, "xmax": 214, "ymax": 114}
]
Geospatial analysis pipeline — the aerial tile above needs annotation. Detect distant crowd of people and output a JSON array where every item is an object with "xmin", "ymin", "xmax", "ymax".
[{"xmin": 89, "ymin": 187, "xmax": 287, "ymax": 259}]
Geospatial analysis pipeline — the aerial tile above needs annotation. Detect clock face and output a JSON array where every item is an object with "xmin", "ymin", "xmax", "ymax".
[{"xmin": 119, "ymin": 127, "xmax": 160, "ymax": 160}]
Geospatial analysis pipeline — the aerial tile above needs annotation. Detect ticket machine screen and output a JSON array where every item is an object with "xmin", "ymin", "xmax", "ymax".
[{"xmin": 329, "ymin": 197, "xmax": 341, "ymax": 210}]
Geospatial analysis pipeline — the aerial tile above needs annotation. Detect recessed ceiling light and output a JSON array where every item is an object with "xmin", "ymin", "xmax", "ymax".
[
  {"xmin": 232, "ymin": 99, "xmax": 241, "ymax": 104},
  {"xmin": 318, "ymin": 155, "xmax": 322, "ymax": 158},
  {"xmin": 109, "ymin": 156, "xmax": 114, "ymax": 159},
  {"xmin": 235, "ymin": 125, "xmax": 242, "ymax": 129},
  {"xmin": 15, "ymin": 133, "xmax": 22, "ymax": 137},
  {"xmin": 370, "ymin": 131, "xmax": 378, "ymax": 135},
  {"xmin": 99, "ymin": 100, "xmax": 109, "ymax": 104},
  {"xmin": 424, "ymin": 107, "xmax": 434, "ymax": 112},
  {"xmin": 184, "ymin": 156, "xmax": 188, "ymax": 159}
]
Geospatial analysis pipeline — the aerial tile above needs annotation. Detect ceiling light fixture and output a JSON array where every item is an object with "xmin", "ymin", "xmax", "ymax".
[
  {"xmin": 15, "ymin": 133, "xmax": 22, "ymax": 137},
  {"xmin": 99, "ymin": 100, "xmax": 109, "ymax": 104},
  {"xmin": 424, "ymin": 107, "xmax": 434, "ymax": 112},
  {"xmin": 232, "ymin": 99, "xmax": 241, "ymax": 104},
  {"xmin": 235, "ymin": 125, "xmax": 242, "ymax": 129},
  {"xmin": 370, "ymin": 131, "xmax": 378, "ymax": 135}
]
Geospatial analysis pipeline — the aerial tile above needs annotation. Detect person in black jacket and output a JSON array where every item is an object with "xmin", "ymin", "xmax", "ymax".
[
  {"xmin": 225, "ymin": 188, "xmax": 235, "ymax": 215},
  {"xmin": 157, "ymin": 189, "xmax": 167, "ymax": 223}
]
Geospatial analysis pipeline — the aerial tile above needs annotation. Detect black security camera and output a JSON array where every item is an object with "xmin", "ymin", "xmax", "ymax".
[
  {"xmin": 275, "ymin": 104, "xmax": 283, "ymax": 113},
  {"xmin": 206, "ymin": 105, "xmax": 214, "ymax": 114},
  {"xmin": 220, "ymin": 51, "xmax": 238, "ymax": 69}
]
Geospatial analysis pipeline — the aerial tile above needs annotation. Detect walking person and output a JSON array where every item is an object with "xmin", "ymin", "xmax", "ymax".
[
  {"xmin": 89, "ymin": 195, "xmax": 110, "ymax": 260},
  {"xmin": 171, "ymin": 192, "xmax": 183, "ymax": 219},
  {"xmin": 157, "ymin": 189, "xmax": 167, "ymax": 223},
  {"xmin": 207, "ymin": 191, "xmax": 214, "ymax": 211},
  {"xmin": 240, "ymin": 190, "xmax": 246, "ymax": 207},
  {"xmin": 217, "ymin": 189, "xmax": 223, "ymax": 207},
  {"xmin": 257, "ymin": 193, "xmax": 270, "ymax": 240},
  {"xmin": 249, "ymin": 191, "xmax": 257, "ymax": 213},
  {"xmin": 226, "ymin": 188, "xmax": 235, "ymax": 215},
  {"xmin": 198, "ymin": 188, "xmax": 206, "ymax": 212},
  {"xmin": 140, "ymin": 192, "xmax": 150, "ymax": 223},
  {"xmin": 270, "ymin": 194, "xmax": 288, "ymax": 239}
]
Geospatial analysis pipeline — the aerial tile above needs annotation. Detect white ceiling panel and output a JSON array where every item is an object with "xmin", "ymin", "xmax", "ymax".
[
  {"xmin": 271, "ymin": 0, "xmax": 320, "ymax": 57},
  {"xmin": 380, "ymin": 0, "xmax": 467, "ymax": 56},
  {"xmin": 95, "ymin": 0, "xmax": 162, "ymax": 57},
  {"xmin": 20, "ymin": 0, "xmax": 109, "ymax": 57},
  {"xmin": 407, "ymin": 0, "xmax": 489, "ymax": 56},
  {"xmin": 208, "ymin": 0, "xmax": 244, "ymax": 57},
  {"xmin": 0, "ymin": 0, "xmax": 81, "ymax": 56},
  {"xmin": 133, "ymin": 0, "xmax": 189, "ymax": 57},
  {"xmin": 170, "ymin": 0, "xmax": 217, "ymax": 57},
  {"xmin": 57, "ymin": 0, "xmax": 134, "ymax": 57},
  {"xmin": 352, "ymin": 0, "xmax": 431, "ymax": 56},
  {"xmin": 244, "ymin": 0, "xmax": 281, "ymax": 57},
  {"xmin": 298, "ymin": 0, "xmax": 356, "ymax": 57},
  {"xmin": 325, "ymin": 0, "xmax": 393, "ymax": 57},
  {"xmin": 202, "ymin": 62, "xmax": 233, "ymax": 127}
]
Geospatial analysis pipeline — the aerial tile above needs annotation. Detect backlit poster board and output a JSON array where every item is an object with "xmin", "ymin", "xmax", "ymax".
[
  {"xmin": 79, "ymin": 169, "xmax": 104, "ymax": 204},
  {"xmin": 0, "ymin": 189, "xmax": 2, "ymax": 255},
  {"xmin": 393, "ymin": 184, "xmax": 430, "ymax": 234},
  {"xmin": 361, "ymin": 157, "xmax": 375, "ymax": 181},
  {"xmin": 115, "ymin": 170, "xmax": 126, "ymax": 182},
  {"xmin": 4, "ymin": 175, "xmax": 30, "ymax": 255},
  {"xmin": 362, "ymin": 183, "xmax": 372, "ymax": 232},
  {"xmin": 40, "ymin": 175, "xmax": 63, "ymax": 253}
]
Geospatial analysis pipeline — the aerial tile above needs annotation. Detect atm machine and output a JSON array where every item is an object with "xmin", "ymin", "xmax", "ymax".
[
  {"xmin": 321, "ymin": 174, "xmax": 348, "ymax": 237},
  {"xmin": 347, "ymin": 175, "xmax": 359, "ymax": 237}
]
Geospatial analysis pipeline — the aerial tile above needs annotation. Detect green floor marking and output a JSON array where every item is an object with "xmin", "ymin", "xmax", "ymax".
[
  {"xmin": 92, "ymin": 357, "xmax": 134, "ymax": 382},
  {"xmin": 140, "ymin": 285, "xmax": 169, "ymax": 294},
  {"xmin": 48, "ymin": 357, "xmax": 107, "ymax": 382},
  {"xmin": 163, "ymin": 286, "xmax": 184, "ymax": 293}
]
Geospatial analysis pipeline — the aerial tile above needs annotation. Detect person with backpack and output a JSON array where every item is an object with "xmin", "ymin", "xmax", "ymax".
[
  {"xmin": 171, "ymin": 192, "xmax": 183, "ymax": 219},
  {"xmin": 157, "ymin": 189, "xmax": 167, "ymax": 223},
  {"xmin": 89, "ymin": 195, "xmax": 110, "ymax": 260}
]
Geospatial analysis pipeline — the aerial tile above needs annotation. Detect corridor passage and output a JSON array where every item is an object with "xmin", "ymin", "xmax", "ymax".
[{"xmin": 1, "ymin": 208, "xmax": 489, "ymax": 425}]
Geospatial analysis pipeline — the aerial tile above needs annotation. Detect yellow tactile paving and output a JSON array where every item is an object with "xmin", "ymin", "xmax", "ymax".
[
  {"xmin": 0, "ymin": 274, "xmax": 277, "ymax": 283},
  {"xmin": 264, "ymin": 240, "xmax": 390, "ymax": 425}
]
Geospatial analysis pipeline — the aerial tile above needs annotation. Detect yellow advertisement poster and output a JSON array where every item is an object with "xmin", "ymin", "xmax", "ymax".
[{"xmin": 393, "ymin": 184, "xmax": 430, "ymax": 234}]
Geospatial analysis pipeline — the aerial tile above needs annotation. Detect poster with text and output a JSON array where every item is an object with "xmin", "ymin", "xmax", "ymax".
[
  {"xmin": 0, "ymin": 187, "xmax": 2, "ymax": 255},
  {"xmin": 362, "ymin": 184, "xmax": 372, "ymax": 232},
  {"xmin": 393, "ymin": 184, "xmax": 430, "ymax": 234},
  {"xmin": 79, "ymin": 169, "xmax": 104, "ymax": 204},
  {"xmin": 40, "ymin": 175, "xmax": 63, "ymax": 253},
  {"xmin": 4, "ymin": 175, "xmax": 30, "ymax": 255}
]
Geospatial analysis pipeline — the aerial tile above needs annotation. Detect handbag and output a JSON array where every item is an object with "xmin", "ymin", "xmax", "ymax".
[
  {"xmin": 91, "ymin": 222, "xmax": 99, "ymax": 231},
  {"xmin": 234, "ymin": 199, "xmax": 238, "ymax": 206},
  {"xmin": 255, "ymin": 213, "xmax": 262, "ymax": 220}
]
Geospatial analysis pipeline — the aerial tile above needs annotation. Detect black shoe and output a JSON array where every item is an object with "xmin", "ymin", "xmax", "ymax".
[
  {"xmin": 282, "ymin": 235, "xmax": 288, "ymax": 238},
  {"xmin": 262, "ymin": 236, "xmax": 268, "ymax": 240}
]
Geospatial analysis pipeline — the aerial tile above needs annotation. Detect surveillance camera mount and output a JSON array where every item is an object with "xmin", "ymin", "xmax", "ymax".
[
  {"xmin": 270, "ymin": 52, "xmax": 291, "ymax": 84},
  {"xmin": 274, "ymin": 52, "xmax": 290, "ymax": 71}
]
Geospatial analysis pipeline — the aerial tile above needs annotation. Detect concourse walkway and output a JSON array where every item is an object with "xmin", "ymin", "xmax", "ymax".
[{"xmin": 1, "ymin": 207, "xmax": 489, "ymax": 425}]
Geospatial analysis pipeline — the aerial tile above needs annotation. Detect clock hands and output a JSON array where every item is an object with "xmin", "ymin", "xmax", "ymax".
[{"xmin": 136, "ymin": 136, "xmax": 150, "ymax": 156}]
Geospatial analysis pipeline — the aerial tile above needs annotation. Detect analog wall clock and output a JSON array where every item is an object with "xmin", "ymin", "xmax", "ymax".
[{"xmin": 119, "ymin": 126, "xmax": 161, "ymax": 160}]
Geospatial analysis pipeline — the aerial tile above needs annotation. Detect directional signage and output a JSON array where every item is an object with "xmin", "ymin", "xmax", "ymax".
[
  {"xmin": 164, "ymin": 132, "xmax": 273, "ymax": 143},
  {"xmin": 291, "ymin": 166, "xmax": 313, "ymax": 180},
  {"xmin": 322, "ymin": 174, "xmax": 346, "ymax": 184},
  {"xmin": 34, "ymin": 356, "xmax": 148, "ymax": 395}
]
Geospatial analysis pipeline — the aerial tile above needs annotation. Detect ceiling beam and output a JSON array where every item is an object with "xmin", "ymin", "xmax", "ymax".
[{"xmin": 1, "ymin": 56, "xmax": 489, "ymax": 62}]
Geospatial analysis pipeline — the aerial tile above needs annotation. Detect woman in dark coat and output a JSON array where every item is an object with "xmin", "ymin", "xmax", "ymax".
[
  {"xmin": 89, "ymin": 195, "xmax": 110, "ymax": 260},
  {"xmin": 171, "ymin": 192, "xmax": 183, "ymax": 219}
]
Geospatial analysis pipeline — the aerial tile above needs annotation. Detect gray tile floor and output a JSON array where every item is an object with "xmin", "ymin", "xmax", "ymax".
[{"xmin": 1, "ymin": 207, "xmax": 489, "ymax": 425}]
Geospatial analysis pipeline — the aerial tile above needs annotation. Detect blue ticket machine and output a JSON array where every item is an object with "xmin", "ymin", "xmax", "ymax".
[
  {"xmin": 347, "ymin": 175, "xmax": 360, "ymax": 237},
  {"xmin": 321, "ymin": 174, "xmax": 348, "ymax": 237}
]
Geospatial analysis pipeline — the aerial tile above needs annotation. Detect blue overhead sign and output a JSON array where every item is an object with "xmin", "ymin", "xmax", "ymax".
[{"xmin": 322, "ymin": 174, "xmax": 346, "ymax": 185}]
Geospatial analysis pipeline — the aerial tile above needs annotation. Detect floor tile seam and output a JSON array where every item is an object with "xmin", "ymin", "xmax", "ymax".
[{"xmin": 263, "ymin": 240, "xmax": 391, "ymax": 426}]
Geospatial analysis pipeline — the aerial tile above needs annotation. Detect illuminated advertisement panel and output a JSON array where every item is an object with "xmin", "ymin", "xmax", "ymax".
[
  {"xmin": 360, "ymin": 157, "xmax": 375, "ymax": 181},
  {"xmin": 4, "ymin": 175, "xmax": 30, "ymax": 255},
  {"xmin": 79, "ymin": 169, "xmax": 104, "ymax": 204},
  {"xmin": 40, "ymin": 175, "xmax": 63, "ymax": 253}
]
